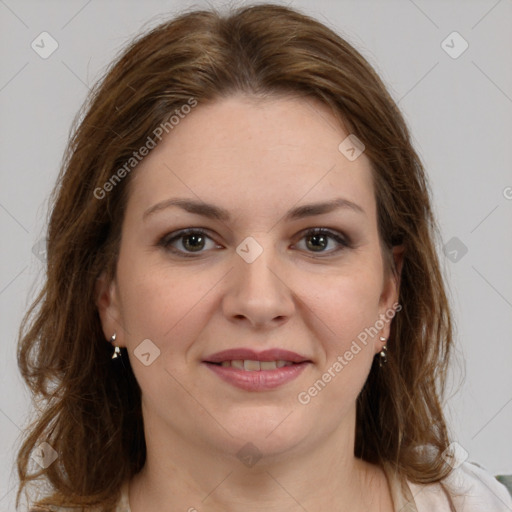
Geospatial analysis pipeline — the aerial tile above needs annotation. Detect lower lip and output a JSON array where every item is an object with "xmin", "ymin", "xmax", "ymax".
[{"xmin": 203, "ymin": 362, "xmax": 309, "ymax": 391}]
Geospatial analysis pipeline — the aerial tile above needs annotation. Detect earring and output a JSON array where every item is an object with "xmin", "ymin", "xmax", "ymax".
[
  {"xmin": 109, "ymin": 333, "xmax": 121, "ymax": 360},
  {"xmin": 379, "ymin": 336, "xmax": 387, "ymax": 367}
]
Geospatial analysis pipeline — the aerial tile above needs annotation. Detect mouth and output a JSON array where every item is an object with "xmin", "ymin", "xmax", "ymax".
[
  {"xmin": 208, "ymin": 359, "xmax": 297, "ymax": 370},
  {"xmin": 202, "ymin": 348, "xmax": 311, "ymax": 391},
  {"xmin": 204, "ymin": 348, "xmax": 310, "ymax": 365}
]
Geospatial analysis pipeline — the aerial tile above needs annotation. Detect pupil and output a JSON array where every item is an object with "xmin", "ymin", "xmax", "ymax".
[
  {"xmin": 184, "ymin": 234, "xmax": 204, "ymax": 251},
  {"xmin": 307, "ymin": 234, "xmax": 327, "ymax": 251}
]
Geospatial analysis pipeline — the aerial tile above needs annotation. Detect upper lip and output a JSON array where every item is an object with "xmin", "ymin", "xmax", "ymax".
[{"xmin": 203, "ymin": 348, "xmax": 310, "ymax": 364}]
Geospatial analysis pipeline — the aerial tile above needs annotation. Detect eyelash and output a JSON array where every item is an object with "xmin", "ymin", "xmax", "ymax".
[{"xmin": 157, "ymin": 227, "xmax": 351, "ymax": 258}]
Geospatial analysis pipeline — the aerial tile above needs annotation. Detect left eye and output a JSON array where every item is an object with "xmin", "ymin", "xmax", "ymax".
[
  {"xmin": 294, "ymin": 228, "xmax": 349, "ymax": 254},
  {"xmin": 158, "ymin": 228, "xmax": 349, "ymax": 257}
]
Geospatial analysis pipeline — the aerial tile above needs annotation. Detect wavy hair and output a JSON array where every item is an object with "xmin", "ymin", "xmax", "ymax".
[{"xmin": 16, "ymin": 3, "xmax": 455, "ymax": 510}]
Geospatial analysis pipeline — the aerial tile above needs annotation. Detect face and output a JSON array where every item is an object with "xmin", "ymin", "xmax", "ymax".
[{"xmin": 97, "ymin": 94, "xmax": 401, "ymax": 461}]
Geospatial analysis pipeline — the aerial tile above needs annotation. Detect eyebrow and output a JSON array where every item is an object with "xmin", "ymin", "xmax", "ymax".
[{"xmin": 143, "ymin": 197, "xmax": 365, "ymax": 222}]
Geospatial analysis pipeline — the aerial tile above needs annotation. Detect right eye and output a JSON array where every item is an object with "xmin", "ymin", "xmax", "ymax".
[{"xmin": 158, "ymin": 228, "xmax": 222, "ymax": 257}]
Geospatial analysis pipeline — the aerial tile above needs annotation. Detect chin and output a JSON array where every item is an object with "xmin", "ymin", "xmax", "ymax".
[{"xmin": 212, "ymin": 409, "xmax": 312, "ymax": 460}]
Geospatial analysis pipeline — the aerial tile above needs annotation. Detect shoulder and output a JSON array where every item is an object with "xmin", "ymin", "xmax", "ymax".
[
  {"xmin": 407, "ymin": 461, "xmax": 512, "ymax": 512},
  {"xmin": 30, "ymin": 503, "xmax": 124, "ymax": 512},
  {"xmin": 28, "ymin": 486, "xmax": 130, "ymax": 512},
  {"xmin": 115, "ymin": 479, "xmax": 131, "ymax": 512},
  {"xmin": 29, "ymin": 507, "xmax": 102, "ymax": 512},
  {"xmin": 29, "ymin": 494, "xmax": 126, "ymax": 512}
]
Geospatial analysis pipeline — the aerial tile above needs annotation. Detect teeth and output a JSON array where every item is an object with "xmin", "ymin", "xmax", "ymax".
[
  {"xmin": 218, "ymin": 359, "xmax": 294, "ymax": 370},
  {"xmin": 244, "ymin": 360, "xmax": 260, "ymax": 371}
]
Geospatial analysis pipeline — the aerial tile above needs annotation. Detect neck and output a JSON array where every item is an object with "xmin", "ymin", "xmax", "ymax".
[{"xmin": 128, "ymin": 404, "xmax": 389, "ymax": 512}]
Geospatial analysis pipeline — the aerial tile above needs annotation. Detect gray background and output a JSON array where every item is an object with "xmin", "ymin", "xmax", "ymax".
[{"xmin": 1, "ymin": 0, "xmax": 511, "ymax": 509}]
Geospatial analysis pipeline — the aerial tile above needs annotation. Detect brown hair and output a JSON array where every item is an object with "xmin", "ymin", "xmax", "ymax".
[{"xmin": 16, "ymin": 3, "xmax": 455, "ymax": 510}]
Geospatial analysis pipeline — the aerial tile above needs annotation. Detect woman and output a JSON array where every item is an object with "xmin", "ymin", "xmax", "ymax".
[{"xmin": 16, "ymin": 3, "xmax": 512, "ymax": 511}]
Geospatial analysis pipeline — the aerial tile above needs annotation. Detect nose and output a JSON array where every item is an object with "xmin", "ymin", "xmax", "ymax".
[{"xmin": 221, "ymin": 236, "xmax": 295, "ymax": 330}]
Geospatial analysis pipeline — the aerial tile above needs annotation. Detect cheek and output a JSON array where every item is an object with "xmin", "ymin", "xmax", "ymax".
[
  {"xmin": 116, "ymin": 250, "xmax": 232, "ymax": 370},
  {"xmin": 305, "ymin": 278, "xmax": 381, "ymax": 403},
  {"xmin": 118, "ymin": 264, "xmax": 212, "ymax": 340},
  {"xmin": 303, "ymin": 262, "xmax": 384, "ymax": 403},
  {"xmin": 115, "ymin": 263, "xmax": 214, "ymax": 401},
  {"xmin": 311, "ymin": 264, "xmax": 384, "ymax": 346}
]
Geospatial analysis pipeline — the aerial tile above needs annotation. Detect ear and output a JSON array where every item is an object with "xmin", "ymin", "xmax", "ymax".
[
  {"xmin": 377, "ymin": 244, "xmax": 404, "ymax": 343},
  {"xmin": 95, "ymin": 271, "xmax": 124, "ymax": 346}
]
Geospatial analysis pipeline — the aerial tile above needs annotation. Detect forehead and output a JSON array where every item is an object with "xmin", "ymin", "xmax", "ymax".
[{"xmin": 126, "ymin": 94, "xmax": 376, "ymax": 225}]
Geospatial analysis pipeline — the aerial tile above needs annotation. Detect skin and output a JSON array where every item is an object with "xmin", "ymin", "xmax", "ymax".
[{"xmin": 96, "ymin": 94, "xmax": 403, "ymax": 512}]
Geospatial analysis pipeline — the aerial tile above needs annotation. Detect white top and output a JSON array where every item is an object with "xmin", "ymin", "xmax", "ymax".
[{"xmin": 382, "ymin": 460, "xmax": 512, "ymax": 512}]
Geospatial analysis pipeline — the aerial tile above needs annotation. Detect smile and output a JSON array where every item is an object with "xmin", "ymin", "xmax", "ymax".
[
  {"xmin": 203, "ymin": 360, "xmax": 311, "ymax": 391},
  {"xmin": 202, "ymin": 348, "xmax": 311, "ymax": 391},
  {"xmin": 215, "ymin": 359, "xmax": 295, "ymax": 370}
]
